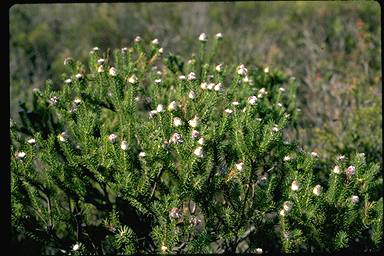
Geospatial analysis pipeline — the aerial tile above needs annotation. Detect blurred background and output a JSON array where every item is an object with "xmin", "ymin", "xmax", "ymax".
[{"xmin": 10, "ymin": 2, "xmax": 381, "ymax": 166}]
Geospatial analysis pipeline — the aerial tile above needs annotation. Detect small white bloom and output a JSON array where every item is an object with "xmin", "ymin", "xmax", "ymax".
[
  {"xmin": 161, "ymin": 245, "xmax": 168, "ymax": 252},
  {"xmin": 272, "ymin": 127, "xmax": 279, "ymax": 132},
  {"xmin": 139, "ymin": 152, "xmax": 146, "ymax": 158},
  {"xmin": 170, "ymin": 133, "xmax": 183, "ymax": 144},
  {"xmin": 194, "ymin": 146, "xmax": 204, "ymax": 158},
  {"xmin": 64, "ymin": 79, "xmax": 72, "ymax": 84},
  {"xmin": 151, "ymin": 38, "xmax": 159, "ymax": 45},
  {"xmin": 333, "ymin": 165, "xmax": 341, "ymax": 174},
  {"xmin": 200, "ymin": 82, "xmax": 207, "ymax": 90},
  {"xmin": 279, "ymin": 87, "xmax": 286, "ymax": 92},
  {"xmin": 256, "ymin": 118, "xmax": 262, "ymax": 121},
  {"xmin": 149, "ymin": 110, "xmax": 157, "ymax": 118},
  {"xmin": 121, "ymin": 140, "xmax": 128, "ymax": 150},
  {"xmin": 283, "ymin": 201, "xmax": 293, "ymax": 212},
  {"xmin": 191, "ymin": 130, "xmax": 200, "ymax": 139},
  {"xmin": 215, "ymin": 32, "xmax": 223, "ymax": 40},
  {"xmin": 73, "ymin": 243, "xmax": 80, "ymax": 251},
  {"xmin": 232, "ymin": 101, "xmax": 240, "ymax": 106},
  {"xmin": 75, "ymin": 73, "xmax": 83, "ymax": 80},
  {"xmin": 188, "ymin": 91, "xmax": 196, "ymax": 99},
  {"xmin": 311, "ymin": 152, "xmax": 318, "ymax": 157},
  {"xmin": 207, "ymin": 83, "xmax": 215, "ymax": 90},
  {"xmin": 188, "ymin": 72, "xmax": 196, "ymax": 81},
  {"xmin": 283, "ymin": 156, "xmax": 291, "ymax": 161},
  {"xmin": 128, "ymin": 74, "xmax": 138, "ymax": 84},
  {"xmin": 264, "ymin": 67, "xmax": 269, "ymax": 73},
  {"xmin": 158, "ymin": 48, "xmax": 163, "ymax": 54},
  {"xmin": 97, "ymin": 58, "xmax": 105, "ymax": 65},
  {"xmin": 212, "ymin": 83, "xmax": 222, "ymax": 91},
  {"xmin": 224, "ymin": 109, "xmax": 233, "ymax": 114},
  {"xmin": 15, "ymin": 151, "xmax": 26, "ymax": 159},
  {"xmin": 169, "ymin": 207, "xmax": 181, "ymax": 219},
  {"xmin": 134, "ymin": 36, "xmax": 141, "ymax": 43},
  {"xmin": 58, "ymin": 132, "xmax": 68, "ymax": 142},
  {"xmin": 98, "ymin": 66, "xmax": 104, "ymax": 73},
  {"xmin": 156, "ymin": 104, "xmax": 164, "ymax": 112},
  {"xmin": 188, "ymin": 116, "xmax": 199, "ymax": 128},
  {"xmin": 280, "ymin": 209, "xmax": 286, "ymax": 216},
  {"xmin": 235, "ymin": 161, "xmax": 244, "ymax": 171},
  {"xmin": 179, "ymin": 75, "xmax": 186, "ymax": 80},
  {"xmin": 242, "ymin": 107, "xmax": 247, "ymax": 112},
  {"xmin": 255, "ymin": 248, "xmax": 263, "ymax": 254},
  {"xmin": 199, "ymin": 33, "xmax": 207, "ymax": 42},
  {"xmin": 351, "ymin": 195, "xmax": 359, "ymax": 204},
  {"xmin": 248, "ymin": 96, "xmax": 257, "ymax": 105},
  {"xmin": 215, "ymin": 64, "xmax": 223, "ymax": 72},
  {"xmin": 313, "ymin": 185, "xmax": 322, "ymax": 196},
  {"xmin": 74, "ymin": 98, "xmax": 81, "ymax": 105},
  {"xmin": 154, "ymin": 79, "xmax": 162, "ymax": 84},
  {"xmin": 108, "ymin": 134, "xmax": 117, "ymax": 143},
  {"xmin": 277, "ymin": 103, "xmax": 283, "ymax": 107},
  {"xmin": 49, "ymin": 96, "xmax": 59, "ymax": 105},
  {"xmin": 27, "ymin": 138, "xmax": 36, "ymax": 144},
  {"xmin": 93, "ymin": 47, "xmax": 99, "ymax": 51},
  {"xmin": 198, "ymin": 137, "xmax": 205, "ymax": 145},
  {"xmin": 173, "ymin": 117, "xmax": 183, "ymax": 127},
  {"xmin": 237, "ymin": 64, "xmax": 248, "ymax": 76},
  {"xmin": 121, "ymin": 47, "xmax": 128, "ymax": 52},
  {"xmin": 259, "ymin": 88, "xmax": 267, "ymax": 95},
  {"xmin": 257, "ymin": 93, "xmax": 263, "ymax": 99},
  {"xmin": 346, "ymin": 165, "xmax": 356, "ymax": 176},
  {"xmin": 291, "ymin": 180, "xmax": 300, "ymax": 191},
  {"xmin": 167, "ymin": 101, "xmax": 177, "ymax": 111},
  {"xmin": 156, "ymin": 71, "xmax": 162, "ymax": 76},
  {"xmin": 337, "ymin": 155, "xmax": 346, "ymax": 161},
  {"xmin": 109, "ymin": 67, "xmax": 117, "ymax": 76}
]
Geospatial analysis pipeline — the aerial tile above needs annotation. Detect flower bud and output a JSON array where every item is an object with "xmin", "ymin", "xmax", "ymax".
[
  {"xmin": 291, "ymin": 180, "xmax": 300, "ymax": 191},
  {"xmin": 188, "ymin": 72, "xmax": 196, "ymax": 81},
  {"xmin": 191, "ymin": 130, "xmax": 200, "ymax": 139},
  {"xmin": 313, "ymin": 185, "xmax": 322, "ymax": 196},
  {"xmin": 188, "ymin": 91, "xmax": 196, "ymax": 99},
  {"xmin": 76, "ymin": 73, "xmax": 83, "ymax": 80},
  {"xmin": 173, "ymin": 117, "xmax": 183, "ymax": 127},
  {"xmin": 224, "ymin": 109, "xmax": 233, "ymax": 114},
  {"xmin": 151, "ymin": 38, "xmax": 159, "ymax": 45},
  {"xmin": 97, "ymin": 58, "xmax": 105, "ymax": 65},
  {"xmin": 108, "ymin": 134, "xmax": 117, "ymax": 143},
  {"xmin": 27, "ymin": 138, "xmax": 36, "ymax": 144},
  {"xmin": 179, "ymin": 75, "xmax": 186, "ymax": 80},
  {"xmin": 283, "ymin": 201, "xmax": 293, "ymax": 212},
  {"xmin": 128, "ymin": 74, "xmax": 138, "ymax": 84},
  {"xmin": 15, "ymin": 151, "xmax": 26, "ymax": 159},
  {"xmin": 139, "ymin": 152, "xmax": 146, "ymax": 158},
  {"xmin": 283, "ymin": 156, "xmax": 291, "ymax": 161},
  {"xmin": 97, "ymin": 66, "xmax": 104, "ymax": 73},
  {"xmin": 109, "ymin": 67, "xmax": 117, "ymax": 76},
  {"xmin": 154, "ymin": 79, "xmax": 162, "ymax": 84},
  {"xmin": 333, "ymin": 165, "xmax": 341, "ymax": 174},
  {"xmin": 346, "ymin": 165, "xmax": 356, "ymax": 177},
  {"xmin": 248, "ymin": 96, "xmax": 257, "ymax": 105},
  {"xmin": 73, "ymin": 243, "xmax": 80, "ymax": 251},
  {"xmin": 215, "ymin": 64, "xmax": 223, "ymax": 72},
  {"xmin": 279, "ymin": 87, "xmax": 286, "ymax": 92},
  {"xmin": 351, "ymin": 195, "xmax": 359, "ymax": 204},
  {"xmin": 161, "ymin": 245, "xmax": 168, "ymax": 252},
  {"xmin": 189, "ymin": 116, "xmax": 199, "ymax": 128},
  {"xmin": 194, "ymin": 146, "xmax": 204, "ymax": 158},
  {"xmin": 58, "ymin": 132, "xmax": 68, "ymax": 142},
  {"xmin": 156, "ymin": 104, "xmax": 164, "ymax": 112},
  {"xmin": 232, "ymin": 101, "xmax": 240, "ymax": 106},
  {"xmin": 311, "ymin": 152, "xmax": 318, "ymax": 157},
  {"xmin": 198, "ymin": 137, "xmax": 205, "ymax": 145},
  {"xmin": 255, "ymin": 248, "xmax": 263, "ymax": 254},
  {"xmin": 121, "ymin": 140, "xmax": 128, "ymax": 150},
  {"xmin": 167, "ymin": 101, "xmax": 177, "ymax": 111},
  {"xmin": 199, "ymin": 33, "xmax": 207, "ymax": 42},
  {"xmin": 264, "ymin": 67, "xmax": 269, "ymax": 73},
  {"xmin": 235, "ymin": 161, "xmax": 244, "ymax": 171},
  {"xmin": 134, "ymin": 36, "xmax": 141, "ymax": 43},
  {"xmin": 64, "ymin": 79, "xmax": 72, "ymax": 84}
]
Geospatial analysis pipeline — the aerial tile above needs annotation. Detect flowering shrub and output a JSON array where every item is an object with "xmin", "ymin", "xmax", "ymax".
[{"xmin": 11, "ymin": 33, "xmax": 382, "ymax": 254}]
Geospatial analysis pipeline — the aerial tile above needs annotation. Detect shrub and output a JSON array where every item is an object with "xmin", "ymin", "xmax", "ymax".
[{"xmin": 11, "ymin": 34, "xmax": 382, "ymax": 254}]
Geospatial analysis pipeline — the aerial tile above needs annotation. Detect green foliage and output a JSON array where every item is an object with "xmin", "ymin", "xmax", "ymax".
[{"xmin": 11, "ymin": 33, "xmax": 382, "ymax": 254}]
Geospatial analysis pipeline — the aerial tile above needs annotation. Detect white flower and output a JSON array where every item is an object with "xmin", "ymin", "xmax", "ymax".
[
  {"xmin": 279, "ymin": 87, "xmax": 285, "ymax": 92},
  {"xmin": 156, "ymin": 70, "xmax": 162, "ymax": 75},
  {"xmin": 173, "ymin": 117, "xmax": 183, "ymax": 127},
  {"xmin": 188, "ymin": 91, "xmax": 196, "ymax": 99},
  {"xmin": 311, "ymin": 152, "xmax": 318, "ymax": 157},
  {"xmin": 134, "ymin": 36, "xmax": 141, "ymax": 43},
  {"xmin": 76, "ymin": 73, "xmax": 83, "ymax": 80},
  {"xmin": 224, "ymin": 109, "xmax": 233, "ymax": 114},
  {"xmin": 156, "ymin": 104, "xmax": 164, "ymax": 112},
  {"xmin": 194, "ymin": 146, "xmax": 204, "ymax": 158},
  {"xmin": 73, "ymin": 243, "xmax": 80, "ymax": 251},
  {"xmin": 170, "ymin": 133, "xmax": 183, "ymax": 144},
  {"xmin": 283, "ymin": 156, "xmax": 291, "ymax": 161},
  {"xmin": 109, "ymin": 67, "xmax": 117, "ymax": 76},
  {"xmin": 248, "ymin": 96, "xmax": 257, "ymax": 105},
  {"xmin": 139, "ymin": 152, "xmax": 146, "ymax": 158},
  {"xmin": 188, "ymin": 116, "xmax": 199, "ymax": 128},
  {"xmin": 215, "ymin": 64, "xmax": 223, "ymax": 72},
  {"xmin": 188, "ymin": 72, "xmax": 196, "ymax": 81},
  {"xmin": 27, "ymin": 138, "xmax": 36, "ymax": 144},
  {"xmin": 49, "ymin": 96, "xmax": 59, "ymax": 105},
  {"xmin": 121, "ymin": 47, "xmax": 128, "ymax": 52},
  {"xmin": 200, "ymin": 82, "xmax": 207, "ymax": 90},
  {"xmin": 257, "ymin": 93, "xmax": 263, "ymax": 99},
  {"xmin": 74, "ymin": 98, "xmax": 81, "ymax": 105},
  {"xmin": 337, "ymin": 155, "xmax": 346, "ymax": 161},
  {"xmin": 272, "ymin": 127, "xmax": 279, "ymax": 132},
  {"xmin": 259, "ymin": 88, "xmax": 267, "ymax": 95},
  {"xmin": 64, "ymin": 79, "xmax": 72, "ymax": 84},
  {"xmin": 169, "ymin": 207, "xmax": 181, "ymax": 219},
  {"xmin": 237, "ymin": 64, "xmax": 248, "ymax": 76},
  {"xmin": 179, "ymin": 75, "xmax": 186, "ymax": 80},
  {"xmin": 277, "ymin": 103, "xmax": 283, "ymax": 107},
  {"xmin": 158, "ymin": 48, "xmax": 163, "ymax": 54},
  {"xmin": 207, "ymin": 83, "xmax": 215, "ymax": 90},
  {"xmin": 313, "ymin": 185, "xmax": 322, "ymax": 196},
  {"xmin": 15, "ymin": 151, "xmax": 26, "ymax": 159},
  {"xmin": 235, "ymin": 161, "xmax": 244, "ymax": 171},
  {"xmin": 151, "ymin": 38, "xmax": 159, "ymax": 45},
  {"xmin": 255, "ymin": 248, "xmax": 263, "ymax": 254},
  {"xmin": 215, "ymin": 32, "xmax": 223, "ymax": 40},
  {"xmin": 167, "ymin": 101, "xmax": 177, "ymax": 111},
  {"xmin": 154, "ymin": 79, "xmax": 162, "ymax": 84},
  {"xmin": 291, "ymin": 180, "xmax": 300, "ymax": 191},
  {"xmin": 280, "ymin": 209, "xmax": 286, "ymax": 216},
  {"xmin": 232, "ymin": 101, "xmax": 240, "ymax": 106},
  {"xmin": 149, "ymin": 110, "xmax": 157, "ymax": 118},
  {"xmin": 346, "ymin": 165, "xmax": 356, "ymax": 176},
  {"xmin": 283, "ymin": 201, "xmax": 293, "ymax": 212},
  {"xmin": 98, "ymin": 66, "xmax": 105, "ymax": 73},
  {"xmin": 256, "ymin": 118, "xmax": 262, "ymax": 121},
  {"xmin": 97, "ymin": 58, "xmax": 105, "ymax": 64},
  {"xmin": 198, "ymin": 137, "xmax": 205, "ymax": 145},
  {"xmin": 264, "ymin": 67, "xmax": 269, "ymax": 73},
  {"xmin": 128, "ymin": 74, "xmax": 138, "ymax": 84},
  {"xmin": 58, "ymin": 132, "xmax": 68, "ymax": 142},
  {"xmin": 214, "ymin": 83, "xmax": 223, "ymax": 91},
  {"xmin": 243, "ymin": 76, "xmax": 250, "ymax": 83},
  {"xmin": 333, "ymin": 165, "xmax": 341, "ymax": 174},
  {"xmin": 191, "ymin": 130, "xmax": 200, "ymax": 139},
  {"xmin": 121, "ymin": 140, "xmax": 128, "ymax": 150},
  {"xmin": 351, "ymin": 195, "xmax": 359, "ymax": 204},
  {"xmin": 199, "ymin": 33, "xmax": 207, "ymax": 42},
  {"xmin": 108, "ymin": 134, "xmax": 117, "ymax": 143},
  {"xmin": 161, "ymin": 245, "xmax": 168, "ymax": 252}
]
